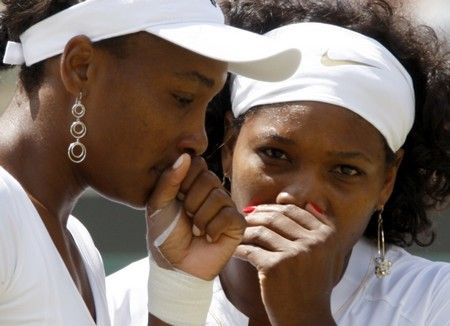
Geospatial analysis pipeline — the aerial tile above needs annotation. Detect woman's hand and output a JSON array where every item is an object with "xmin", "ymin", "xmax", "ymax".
[
  {"xmin": 234, "ymin": 203, "xmax": 343, "ymax": 325},
  {"xmin": 146, "ymin": 154, "xmax": 245, "ymax": 281}
]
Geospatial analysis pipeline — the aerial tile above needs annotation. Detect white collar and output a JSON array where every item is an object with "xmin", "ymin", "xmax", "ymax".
[{"xmin": 331, "ymin": 238, "xmax": 378, "ymax": 317}]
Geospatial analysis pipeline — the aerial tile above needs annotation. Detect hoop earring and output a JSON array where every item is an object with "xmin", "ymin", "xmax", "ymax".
[
  {"xmin": 374, "ymin": 207, "xmax": 392, "ymax": 278},
  {"xmin": 222, "ymin": 174, "xmax": 231, "ymax": 194},
  {"xmin": 222, "ymin": 174, "xmax": 228, "ymax": 187},
  {"xmin": 68, "ymin": 93, "xmax": 87, "ymax": 163}
]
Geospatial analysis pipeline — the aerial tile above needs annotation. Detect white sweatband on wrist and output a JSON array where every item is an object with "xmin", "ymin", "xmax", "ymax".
[{"xmin": 148, "ymin": 257, "xmax": 213, "ymax": 326}]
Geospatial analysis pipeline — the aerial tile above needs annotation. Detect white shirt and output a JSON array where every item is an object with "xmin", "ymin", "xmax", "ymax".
[
  {"xmin": 0, "ymin": 167, "xmax": 110, "ymax": 325},
  {"xmin": 331, "ymin": 238, "xmax": 450, "ymax": 325},
  {"xmin": 107, "ymin": 240, "xmax": 450, "ymax": 325}
]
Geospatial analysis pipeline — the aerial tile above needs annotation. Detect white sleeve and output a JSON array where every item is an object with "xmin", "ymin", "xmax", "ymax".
[
  {"xmin": 106, "ymin": 258, "xmax": 149, "ymax": 326},
  {"xmin": 426, "ymin": 265, "xmax": 450, "ymax": 326},
  {"xmin": 0, "ymin": 198, "xmax": 18, "ymax": 295}
]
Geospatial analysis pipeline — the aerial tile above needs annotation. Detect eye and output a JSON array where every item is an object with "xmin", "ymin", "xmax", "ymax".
[
  {"xmin": 333, "ymin": 165, "xmax": 362, "ymax": 176},
  {"xmin": 172, "ymin": 92, "xmax": 194, "ymax": 108},
  {"xmin": 261, "ymin": 148, "xmax": 289, "ymax": 161}
]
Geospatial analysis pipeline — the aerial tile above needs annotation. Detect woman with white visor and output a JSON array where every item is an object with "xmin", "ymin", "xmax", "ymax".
[
  {"xmin": 107, "ymin": 0, "xmax": 450, "ymax": 324},
  {"xmin": 0, "ymin": 0, "xmax": 301, "ymax": 325}
]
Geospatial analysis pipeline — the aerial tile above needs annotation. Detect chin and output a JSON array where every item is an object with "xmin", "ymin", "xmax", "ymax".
[
  {"xmin": 121, "ymin": 189, "xmax": 151, "ymax": 210},
  {"xmin": 120, "ymin": 198, "xmax": 147, "ymax": 210},
  {"xmin": 92, "ymin": 167, "xmax": 160, "ymax": 210},
  {"xmin": 95, "ymin": 186, "xmax": 149, "ymax": 211}
]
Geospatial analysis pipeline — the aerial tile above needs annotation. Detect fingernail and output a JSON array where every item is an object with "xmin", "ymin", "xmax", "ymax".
[
  {"xmin": 243, "ymin": 206, "xmax": 256, "ymax": 214},
  {"xmin": 206, "ymin": 235, "xmax": 213, "ymax": 243},
  {"xmin": 172, "ymin": 155, "xmax": 184, "ymax": 170},
  {"xmin": 309, "ymin": 202, "xmax": 324, "ymax": 215},
  {"xmin": 192, "ymin": 225, "xmax": 201, "ymax": 236}
]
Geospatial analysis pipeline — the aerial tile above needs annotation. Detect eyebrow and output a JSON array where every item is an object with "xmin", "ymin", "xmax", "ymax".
[
  {"xmin": 262, "ymin": 133, "xmax": 297, "ymax": 146},
  {"xmin": 261, "ymin": 132, "xmax": 374, "ymax": 163},
  {"xmin": 174, "ymin": 71, "xmax": 215, "ymax": 88},
  {"xmin": 327, "ymin": 150, "xmax": 373, "ymax": 163}
]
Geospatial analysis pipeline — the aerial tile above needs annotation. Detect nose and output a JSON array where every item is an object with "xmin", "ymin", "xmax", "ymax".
[
  {"xmin": 177, "ymin": 119, "xmax": 209, "ymax": 156},
  {"xmin": 275, "ymin": 170, "xmax": 324, "ymax": 209}
]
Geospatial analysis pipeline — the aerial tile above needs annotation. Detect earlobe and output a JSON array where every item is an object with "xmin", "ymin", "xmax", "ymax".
[
  {"xmin": 378, "ymin": 149, "xmax": 404, "ymax": 207},
  {"xmin": 394, "ymin": 149, "xmax": 405, "ymax": 169},
  {"xmin": 60, "ymin": 35, "xmax": 95, "ymax": 96}
]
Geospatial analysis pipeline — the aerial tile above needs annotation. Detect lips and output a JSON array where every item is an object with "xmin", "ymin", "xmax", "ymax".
[
  {"xmin": 148, "ymin": 157, "xmax": 174, "ymax": 176},
  {"xmin": 150, "ymin": 165, "xmax": 164, "ymax": 175},
  {"xmin": 145, "ymin": 166, "xmax": 164, "ymax": 193},
  {"xmin": 144, "ymin": 159, "xmax": 178, "ymax": 204},
  {"xmin": 150, "ymin": 155, "xmax": 183, "ymax": 175},
  {"xmin": 146, "ymin": 160, "xmax": 174, "ymax": 190}
]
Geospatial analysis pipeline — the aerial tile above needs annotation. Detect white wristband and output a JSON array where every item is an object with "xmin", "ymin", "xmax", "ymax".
[{"xmin": 148, "ymin": 257, "xmax": 214, "ymax": 325}]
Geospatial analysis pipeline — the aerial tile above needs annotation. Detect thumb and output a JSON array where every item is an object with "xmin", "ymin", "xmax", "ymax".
[{"xmin": 147, "ymin": 153, "xmax": 191, "ymax": 213}]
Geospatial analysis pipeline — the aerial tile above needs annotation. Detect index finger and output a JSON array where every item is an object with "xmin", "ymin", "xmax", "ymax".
[{"xmin": 251, "ymin": 204, "xmax": 324, "ymax": 230}]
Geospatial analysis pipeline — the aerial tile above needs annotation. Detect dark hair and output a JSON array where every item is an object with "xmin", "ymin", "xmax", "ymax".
[
  {"xmin": 205, "ymin": 0, "xmax": 450, "ymax": 248},
  {"xmin": 0, "ymin": 0, "xmax": 128, "ymax": 94}
]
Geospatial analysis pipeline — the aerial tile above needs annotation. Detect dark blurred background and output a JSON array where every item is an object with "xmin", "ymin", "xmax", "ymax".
[{"xmin": 1, "ymin": 0, "xmax": 449, "ymax": 275}]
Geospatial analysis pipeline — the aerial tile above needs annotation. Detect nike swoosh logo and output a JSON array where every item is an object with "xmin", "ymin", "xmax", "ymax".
[{"xmin": 321, "ymin": 50, "xmax": 377, "ymax": 68}]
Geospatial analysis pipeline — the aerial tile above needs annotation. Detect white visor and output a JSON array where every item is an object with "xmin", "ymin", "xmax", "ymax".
[
  {"xmin": 2, "ymin": 0, "xmax": 301, "ymax": 82},
  {"xmin": 232, "ymin": 23, "xmax": 415, "ymax": 152}
]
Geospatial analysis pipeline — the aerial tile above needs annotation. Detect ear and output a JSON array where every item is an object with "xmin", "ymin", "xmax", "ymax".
[
  {"xmin": 59, "ymin": 35, "xmax": 96, "ymax": 96},
  {"xmin": 377, "ymin": 149, "xmax": 404, "ymax": 208},
  {"xmin": 221, "ymin": 111, "xmax": 237, "ymax": 178}
]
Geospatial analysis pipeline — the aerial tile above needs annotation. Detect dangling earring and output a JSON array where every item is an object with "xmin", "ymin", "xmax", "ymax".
[
  {"xmin": 222, "ymin": 173, "xmax": 231, "ymax": 194},
  {"xmin": 221, "ymin": 174, "xmax": 228, "ymax": 187},
  {"xmin": 68, "ymin": 93, "xmax": 87, "ymax": 163},
  {"xmin": 374, "ymin": 207, "xmax": 392, "ymax": 278}
]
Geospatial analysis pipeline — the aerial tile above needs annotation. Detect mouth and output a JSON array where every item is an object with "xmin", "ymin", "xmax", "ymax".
[
  {"xmin": 144, "ymin": 161, "xmax": 175, "ymax": 199},
  {"xmin": 151, "ymin": 165, "xmax": 165, "ymax": 176},
  {"xmin": 144, "ymin": 166, "xmax": 164, "ymax": 196}
]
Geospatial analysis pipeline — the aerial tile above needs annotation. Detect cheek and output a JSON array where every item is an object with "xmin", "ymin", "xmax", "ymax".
[
  {"xmin": 331, "ymin": 192, "xmax": 376, "ymax": 252},
  {"xmin": 230, "ymin": 150, "xmax": 279, "ymax": 209},
  {"xmin": 313, "ymin": 172, "xmax": 385, "ymax": 252},
  {"xmin": 83, "ymin": 102, "xmax": 178, "ymax": 178}
]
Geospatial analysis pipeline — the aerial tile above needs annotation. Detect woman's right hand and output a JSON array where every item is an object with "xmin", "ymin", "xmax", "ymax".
[
  {"xmin": 146, "ymin": 154, "xmax": 245, "ymax": 281},
  {"xmin": 234, "ymin": 203, "xmax": 344, "ymax": 325}
]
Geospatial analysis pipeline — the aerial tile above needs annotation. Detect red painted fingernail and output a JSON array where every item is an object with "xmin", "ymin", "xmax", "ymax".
[
  {"xmin": 243, "ymin": 206, "xmax": 256, "ymax": 214},
  {"xmin": 309, "ymin": 202, "xmax": 324, "ymax": 215}
]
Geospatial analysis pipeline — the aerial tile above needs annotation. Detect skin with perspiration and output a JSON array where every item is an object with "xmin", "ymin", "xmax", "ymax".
[
  {"xmin": 219, "ymin": 102, "xmax": 402, "ymax": 325},
  {"xmin": 0, "ymin": 32, "xmax": 245, "ymax": 324}
]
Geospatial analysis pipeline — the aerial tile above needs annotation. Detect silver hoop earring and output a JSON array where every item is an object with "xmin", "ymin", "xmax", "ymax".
[
  {"xmin": 374, "ymin": 207, "xmax": 392, "ymax": 278},
  {"xmin": 68, "ymin": 93, "xmax": 87, "ymax": 163},
  {"xmin": 222, "ymin": 174, "xmax": 231, "ymax": 194},
  {"xmin": 222, "ymin": 174, "xmax": 228, "ymax": 187}
]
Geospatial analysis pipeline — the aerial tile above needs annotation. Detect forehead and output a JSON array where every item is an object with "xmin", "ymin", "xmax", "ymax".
[
  {"xmin": 241, "ymin": 101, "xmax": 386, "ymax": 156},
  {"xmin": 119, "ymin": 32, "xmax": 227, "ymax": 77}
]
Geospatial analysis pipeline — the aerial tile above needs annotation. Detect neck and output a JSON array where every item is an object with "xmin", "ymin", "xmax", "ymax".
[{"xmin": 0, "ymin": 90, "xmax": 87, "ymax": 227}]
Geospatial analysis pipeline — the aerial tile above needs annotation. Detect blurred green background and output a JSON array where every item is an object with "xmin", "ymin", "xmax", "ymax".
[{"xmin": 1, "ymin": 0, "xmax": 450, "ymax": 275}]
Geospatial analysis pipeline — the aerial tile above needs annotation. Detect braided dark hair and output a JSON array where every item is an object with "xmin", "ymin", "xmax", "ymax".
[{"xmin": 205, "ymin": 0, "xmax": 450, "ymax": 248}]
